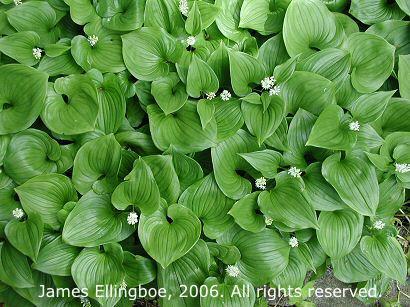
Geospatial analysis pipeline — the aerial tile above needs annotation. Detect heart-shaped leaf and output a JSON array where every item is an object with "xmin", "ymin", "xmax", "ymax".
[
  {"xmin": 229, "ymin": 192, "xmax": 265, "ymax": 233},
  {"xmin": 63, "ymin": 0, "xmax": 98, "ymax": 25},
  {"xmin": 0, "ymin": 31, "xmax": 41, "ymax": 66},
  {"xmin": 214, "ymin": 98, "xmax": 244, "ymax": 141},
  {"xmin": 238, "ymin": 149, "xmax": 282, "ymax": 179},
  {"xmin": 138, "ymin": 204, "xmax": 201, "ymax": 268},
  {"xmin": 96, "ymin": 0, "xmax": 145, "ymax": 31},
  {"xmin": 187, "ymin": 54, "xmax": 219, "ymax": 98},
  {"xmin": 272, "ymin": 250, "xmax": 308, "ymax": 289},
  {"xmin": 349, "ymin": 0, "xmax": 405, "ymax": 25},
  {"xmin": 350, "ymin": 91, "xmax": 395, "ymax": 123},
  {"xmin": 152, "ymin": 72, "xmax": 188, "ymax": 115},
  {"xmin": 215, "ymin": 0, "xmax": 250, "ymax": 42},
  {"xmin": 123, "ymin": 252, "xmax": 156, "ymax": 287}
]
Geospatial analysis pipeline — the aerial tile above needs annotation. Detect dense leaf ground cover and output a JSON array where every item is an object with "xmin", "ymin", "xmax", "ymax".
[{"xmin": 0, "ymin": 0, "xmax": 409, "ymax": 306}]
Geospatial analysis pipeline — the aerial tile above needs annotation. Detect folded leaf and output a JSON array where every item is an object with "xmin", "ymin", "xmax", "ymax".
[
  {"xmin": 187, "ymin": 55, "xmax": 219, "ymax": 98},
  {"xmin": 152, "ymin": 72, "xmax": 188, "ymax": 114},
  {"xmin": 96, "ymin": 0, "xmax": 145, "ymax": 31},
  {"xmin": 350, "ymin": 91, "xmax": 395, "ymax": 123},
  {"xmin": 215, "ymin": 0, "xmax": 250, "ymax": 42},
  {"xmin": 123, "ymin": 252, "xmax": 156, "ymax": 287},
  {"xmin": 229, "ymin": 192, "xmax": 265, "ymax": 233},
  {"xmin": 238, "ymin": 149, "xmax": 282, "ymax": 179}
]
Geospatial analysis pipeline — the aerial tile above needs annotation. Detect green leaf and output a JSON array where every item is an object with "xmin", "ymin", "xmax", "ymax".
[
  {"xmin": 187, "ymin": 54, "xmax": 219, "ymax": 98},
  {"xmin": 351, "ymin": 91, "xmax": 395, "ymax": 123},
  {"xmin": 71, "ymin": 243, "xmax": 124, "ymax": 306},
  {"xmin": 63, "ymin": 0, "xmax": 98, "ymax": 25},
  {"xmin": 241, "ymin": 93, "xmax": 286, "ymax": 145},
  {"xmin": 152, "ymin": 72, "xmax": 188, "ymax": 115},
  {"xmin": 41, "ymin": 74, "xmax": 99, "ymax": 135},
  {"xmin": 322, "ymin": 153, "xmax": 379, "ymax": 216},
  {"xmin": 281, "ymin": 71, "xmax": 336, "ymax": 116},
  {"xmin": 307, "ymin": 104, "xmax": 357, "ymax": 151},
  {"xmin": 122, "ymin": 27, "xmax": 182, "ymax": 81},
  {"xmin": 398, "ymin": 55, "xmax": 410, "ymax": 99},
  {"xmin": 360, "ymin": 235, "xmax": 407, "ymax": 284},
  {"xmin": 72, "ymin": 134, "xmax": 122, "ymax": 195},
  {"xmin": 332, "ymin": 245, "xmax": 379, "ymax": 283},
  {"xmin": 215, "ymin": 0, "xmax": 249, "ymax": 42},
  {"xmin": 0, "ymin": 241, "xmax": 34, "ymax": 288},
  {"xmin": 179, "ymin": 174, "xmax": 234, "ymax": 239},
  {"xmin": 229, "ymin": 192, "xmax": 266, "ymax": 233},
  {"xmin": 63, "ymin": 192, "xmax": 134, "ymax": 247},
  {"xmin": 217, "ymin": 225, "xmax": 290, "ymax": 286},
  {"xmin": 229, "ymin": 50, "xmax": 265, "ymax": 96},
  {"xmin": 112, "ymin": 158, "xmax": 160, "ymax": 214},
  {"xmin": 207, "ymin": 242, "xmax": 241, "ymax": 264},
  {"xmin": 138, "ymin": 204, "xmax": 201, "ymax": 268},
  {"xmin": 272, "ymin": 250, "xmax": 308, "ymax": 289},
  {"xmin": 259, "ymin": 174, "xmax": 319, "ymax": 230},
  {"xmin": 169, "ymin": 149, "xmax": 203, "ymax": 192},
  {"xmin": 0, "ymin": 31, "xmax": 41, "ymax": 66},
  {"xmin": 197, "ymin": 99, "xmax": 215, "ymax": 129},
  {"xmin": 211, "ymin": 129, "xmax": 261, "ymax": 199},
  {"xmin": 0, "ymin": 64, "xmax": 48, "ymax": 135},
  {"xmin": 258, "ymin": 33, "xmax": 289, "ymax": 75},
  {"xmin": 5, "ymin": 213, "xmax": 43, "ymax": 261},
  {"xmin": 32, "ymin": 236, "xmax": 81, "ymax": 276},
  {"xmin": 3, "ymin": 129, "xmax": 61, "ymax": 185},
  {"xmin": 317, "ymin": 209, "xmax": 363, "ymax": 259},
  {"xmin": 185, "ymin": 1, "xmax": 202, "ymax": 35},
  {"xmin": 238, "ymin": 149, "xmax": 282, "ymax": 179},
  {"xmin": 214, "ymin": 98, "xmax": 244, "ymax": 141},
  {"xmin": 347, "ymin": 32, "xmax": 395, "ymax": 93},
  {"xmin": 144, "ymin": 0, "xmax": 185, "ymax": 36},
  {"xmin": 396, "ymin": 0, "xmax": 410, "ymax": 15},
  {"xmin": 38, "ymin": 53, "xmax": 83, "ymax": 77},
  {"xmin": 148, "ymin": 101, "xmax": 217, "ymax": 153},
  {"xmin": 123, "ymin": 252, "xmax": 156, "ymax": 287},
  {"xmin": 207, "ymin": 42, "xmax": 231, "ymax": 88},
  {"xmin": 376, "ymin": 176, "xmax": 405, "ymax": 219},
  {"xmin": 349, "ymin": 0, "xmax": 405, "ymax": 25},
  {"xmin": 96, "ymin": 0, "xmax": 145, "ymax": 31},
  {"xmin": 283, "ymin": 0, "xmax": 343, "ymax": 56}
]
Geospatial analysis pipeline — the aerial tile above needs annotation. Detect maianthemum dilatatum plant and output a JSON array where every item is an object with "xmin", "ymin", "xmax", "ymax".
[{"xmin": 0, "ymin": 0, "xmax": 409, "ymax": 306}]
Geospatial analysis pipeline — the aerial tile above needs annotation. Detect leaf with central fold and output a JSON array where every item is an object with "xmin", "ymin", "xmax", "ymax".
[
  {"xmin": 187, "ymin": 55, "xmax": 219, "ymax": 98},
  {"xmin": 347, "ymin": 32, "xmax": 395, "ymax": 93},
  {"xmin": 185, "ymin": 1, "xmax": 202, "ymax": 35},
  {"xmin": 15, "ymin": 174, "xmax": 78, "ymax": 230},
  {"xmin": 229, "ymin": 192, "xmax": 265, "ymax": 233},
  {"xmin": 214, "ymin": 98, "xmax": 244, "ymax": 141},
  {"xmin": 283, "ymin": 0, "xmax": 343, "ymax": 56},
  {"xmin": 3, "ymin": 129, "xmax": 61, "ymax": 185},
  {"xmin": 179, "ymin": 174, "xmax": 234, "ymax": 239},
  {"xmin": 32, "ymin": 236, "xmax": 81, "ymax": 276},
  {"xmin": 112, "ymin": 158, "xmax": 160, "ymax": 214},
  {"xmin": 41, "ymin": 74, "xmax": 99, "ymax": 135},
  {"xmin": 217, "ymin": 225, "xmax": 290, "ymax": 286},
  {"xmin": 144, "ymin": 0, "xmax": 185, "ymax": 36},
  {"xmin": 238, "ymin": 150, "xmax": 282, "ymax": 179},
  {"xmin": 307, "ymin": 104, "xmax": 357, "ymax": 151},
  {"xmin": 360, "ymin": 235, "xmax": 407, "ymax": 284},
  {"xmin": 322, "ymin": 153, "xmax": 379, "ymax": 216},
  {"xmin": 350, "ymin": 91, "xmax": 395, "ymax": 124},
  {"xmin": 281, "ymin": 71, "xmax": 336, "ymax": 116},
  {"xmin": 5, "ymin": 213, "xmax": 43, "ymax": 261},
  {"xmin": 152, "ymin": 72, "xmax": 188, "ymax": 115},
  {"xmin": 72, "ymin": 134, "xmax": 122, "ymax": 195},
  {"xmin": 259, "ymin": 174, "xmax": 319, "ymax": 230},
  {"xmin": 123, "ymin": 252, "xmax": 156, "ymax": 287},
  {"xmin": 63, "ymin": 192, "xmax": 134, "ymax": 247},
  {"xmin": 138, "ymin": 204, "xmax": 201, "ymax": 268},
  {"xmin": 211, "ymin": 129, "xmax": 261, "ymax": 199},
  {"xmin": 122, "ymin": 27, "xmax": 182, "ymax": 81},
  {"xmin": 0, "ymin": 31, "xmax": 41, "ymax": 66},
  {"xmin": 71, "ymin": 243, "xmax": 124, "ymax": 306},
  {"xmin": 241, "ymin": 93, "xmax": 286, "ymax": 145},
  {"xmin": 0, "ymin": 64, "xmax": 48, "ymax": 135},
  {"xmin": 317, "ymin": 209, "xmax": 363, "ymax": 259},
  {"xmin": 148, "ymin": 101, "xmax": 217, "ymax": 153}
]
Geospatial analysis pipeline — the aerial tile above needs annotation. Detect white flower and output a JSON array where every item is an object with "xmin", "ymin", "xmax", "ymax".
[
  {"xmin": 186, "ymin": 36, "xmax": 196, "ymax": 46},
  {"xmin": 289, "ymin": 236, "xmax": 299, "ymax": 248},
  {"xmin": 226, "ymin": 265, "xmax": 240, "ymax": 277},
  {"xmin": 288, "ymin": 166, "xmax": 302, "ymax": 178},
  {"xmin": 395, "ymin": 163, "xmax": 410, "ymax": 174},
  {"xmin": 255, "ymin": 177, "xmax": 267, "ymax": 190},
  {"xmin": 349, "ymin": 121, "xmax": 360, "ymax": 132},
  {"xmin": 119, "ymin": 279, "xmax": 127, "ymax": 290},
  {"xmin": 269, "ymin": 85, "xmax": 281, "ymax": 96},
  {"xmin": 14, "ymin": 0, "xmax": 22, "ymax": 5},
  {"xmin": 127, "ymin": 212, "xmax": 139, "ymax": 225},
  {"xmin": 12, "ymin": 208, "xmax": 24, "ymax": 219},
  {"xmin": 265, "ymin": 216, "xmax": 273, "ymax": 226},
  {"xmin": 80, "ymin": 296, "xmax": 91, "ymax": 307},
  {"xmin": 32, "ymin": 48, "xmax": 42, "ymax": 60},
  {"xmin": 373, "ymin": 220, "xmax": 385, "ymax": 230},
  {"xmin": 206, "ymin": 92, "xmax": 216, "ymax": 100},
  {"xmin": 179, "ymin": 0, "xmax": 189, "ymax": 16},
  {"xmin": 220, "ymin": 90, "xmax": 231, "ymax": 101},
  {"xmin": 261, "ymin": 76, "xmax": 275, "ymax": 90},
  {"xmin": 87, "ymin": 35, "xmax": 99, "ymax": 47}
]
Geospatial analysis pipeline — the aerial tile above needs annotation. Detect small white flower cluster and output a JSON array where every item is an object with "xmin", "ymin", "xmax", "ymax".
[
  {"xmin": 80, "ymin": 296, "xmax": 91, "ymax": 307},
  {"xmin": 349, "ymin": 121, "xmax": 360, "ymax": 132},
  {"xmin": 206, "ymin": 92, "xmax": 216, "ymax": 100},
  {"xmin": 87, "ymin": 35, "xmax": 99, "ymax": 47},
  {"xmin": 14, "ymin": 0, "xmax": 22, "ymax": 5},
  {"xmin": 127, "ymin": 212, "xmax": 139, "ymax": 225},
  {"xmin": 226, "ymin": 265, "xmax": 240, "ymax": 277},
  {"xmin": 269, "ymin": 85, "xmax": 281, "ymax": 96},
  {"xmin": 32, "ymin": 48, "xmax": 42, "ymax": 60},
  {"xmin": 220, "ymin": 90, "xmax": 231, "ymax": 101},
  {"xmin": 373, "ymin": 220, "xmax": 385, "ymax": 230},
  {"xmin": 12, "ymin": 208, "xmax": 24, "ymax": 219},
  {"xmin": 255, "ymin": 177, "xmax": 267, "ymax": 190},
  {"xmin": 288, "ymin": 167, "xmax": 302, "ymax": 178},
  {"xmin": 395, "ymin": 163, "xmax": 410, "ymax": 174},
  {"xmin": 265, "ymin": 216, "xmax": 273, "ymax": 226},
  {"xmin": 261, "ymin": 76, "xmax": 276, "ymax": 90},
  {"xmin": 289, "ymin": 236, "xmax": 299, "ymax": 248},
  {"xmin": 186, "ymin": 36, "xmax": 196, "ymax": 46},
  {"xmin": 179, "ymin": 0, "xmax": 189, "ymax": 16}
]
